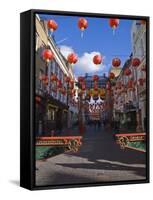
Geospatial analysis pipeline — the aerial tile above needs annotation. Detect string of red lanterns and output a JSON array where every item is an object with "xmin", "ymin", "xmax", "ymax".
[
  {"xmin": 93, "ymin": 55, "xmax": 102, "ymax": 65},
  {"xmin": 42, "ymin": 49, "xmax": 54, "ymax": 63},
  {"xmin": 78, "ymin": 18, "xmax": 88, "ymax": 38},
  {"xmin": 109, "ymin": 18, "xmax": 120, "ymax": 34},
  {"xmin": 112, "ymin": 58, "xmax": 121, "ymax": 67},
  {"xmin": 67, "ymin": 53, "xmax": 78, "ymax": 64},
  {"xmin": 132, "ymin": 58, "xmax": 141, "ymax": 67},
  {"xmin": 47, "ymin": 19, "xmax": 58, "ymax": 32}
]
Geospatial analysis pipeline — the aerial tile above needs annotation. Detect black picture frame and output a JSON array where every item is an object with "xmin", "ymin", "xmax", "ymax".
[{"xmin": 20, "ymin": 9, "xmax": 150, "ymax": 190}]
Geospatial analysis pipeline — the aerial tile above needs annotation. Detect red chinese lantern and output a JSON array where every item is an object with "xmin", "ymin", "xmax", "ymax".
[
  {"xmin": 50, "ymin": 74, "xmax": 57, "ymax": 82},
  {"xmin": 138, "ymin": 78, "xmax": 144, "ymax": 86},
  {"xmin": 109, "ymin": 72, "xmax": 115, "ymax": 79},
  {"xmin": 78, "ymin": 18, "xmax": 88, "ymax": 30},
  {"xmin": 82, "ymin": 84, "xmax": 86, "ymax": 91},
  {"xmin": 69, "ymin": 89, "xmax": 74, "ymax": 96},
  {"xmin": 128, "ymin": 80, "xmax": 133, "ymax": 89},
  {"xmin": 94, "ymin": 83, "xmax": 98, "ymax": 91},
  {"xmin": 78, "ymin": 18, "xmax": 88, "ymax": 38},
  {"xmin": 69, "ymin": 80, "xmax": 74, "ymax": 89},
  {"xmin": 43, "ymin": 76, "xmax": 48, "ymax": 85},
  {"xmin": 93, "ymin": 55, "xmax": 102, "ymax": 65},
  {"xmin": 42, "ymin": 49, "xmax": 54, "ymax": 62},
  {"xmin": 57, "ymin": 80, "xmax": 62, "ymax": 88},
  {"xmin": 112, "ymin": 58, "xmax": 121, "ymax": 67},
  {"xmin": 47, "ymin": 20, "xmax": 58, "ymax": 32},
  {"xmin": 67, "ymin": 53, "xmax": 78, "ymax": 64},
  {"xmin": 78, "ymin": 76, "xmax": 84, "ymax": 82},
  {"xmin": 124, "ymin": 68, "xmax": 131, "ymax": 76},
  {"xmin": 109, "ymin": 19, "xmax": 119, "ymax": 34},
  {"xmin": 65, "ymin": 76, "xmax": 71, "ymax": 83},
  {"xmin": 132, "ymin": 58, "xmax": 141, "ymax": 67},
  {"xmin": 61, "ymin": 88, "xmax": 66, "ymax": 95},
  {"xmin": 92, "ymin": 75, "xmax": 99, "ymax": 82},
  {"xmin": 106, "ymin": 82, "xmax": 111, "ymax": 90}
]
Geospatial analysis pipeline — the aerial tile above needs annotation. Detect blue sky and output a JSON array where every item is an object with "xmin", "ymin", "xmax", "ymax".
[{"xmin": 38, "ymin": 14, "xmax": 133, "ymax": 76}]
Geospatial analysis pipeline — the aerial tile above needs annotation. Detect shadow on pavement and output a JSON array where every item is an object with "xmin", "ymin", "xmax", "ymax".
[{"xmin": 56, "ymin": 160, "xmax": 146, "ymax": 178}]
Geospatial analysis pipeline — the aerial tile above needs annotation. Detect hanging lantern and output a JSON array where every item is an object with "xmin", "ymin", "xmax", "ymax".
[
  {"xmin": 67, "ymin": 53, "xmax": 78, "ymax": 64},
  {"xmin": 112, "ymin": 58, "xmax": 121, "ymax": 67},
  {"xmin": 109, "ymin": 19, "xmax": 119, "ymax": 34},
  {"xmin": 138, "ymin": 78, "xmax": 144, "ymax": 86},
  {"xmin": 93, "ymin": 55, "xmax": 102, "ymax": 65},
  {"xmin": 124, "ymin": 68, "xmax": 131, "ymax": 76},
  {"xmin": 61, "ymin": 88, "xmax": 66, "ymax": 95},
  {"xmin": 69, "ymin": 80, "xmax": 74, "ymax": 89},
  {"xmin": 78, "ymin": 18, "xmax": 88, "ymax": 38},
  {"xmin": 92, "ymin": 75, "xmax": 99, "ymax": 82},
  {"xmin": 43, "ymin": 76, "xmax": 48, "ymax": 85},
  {"xmin": 65, "ymin": 76, "xmax": 71, "ymax": 83},
  {"xmin": 128, "ymin": 80, "xmax": 133, "ymax": 89},
  {"xmin": 47, "ymin": 20, "xmax": 58, "ymax": 32},
  {"xmin": 50, "ymin": 74, "xmax": 57, "ymax": 82},
  {"xmin": 132, "ymin": 58, "xmax": 141, "ymax": 67},
  {"xmin": 42, "ymin": 49, "xmax": 54, "ymax": 62},
  {"xmin": 109, "ymin": 72, "xmax": 115, "ymax": 79},
  {"xmin": 82, "ymin": 84, "xmax": 86, "ymax": 91},
  {"xmin": 70, "ymin": 89, "xmax": 76, "ymax": 96},
  {"xmin": 94, "ymin": 83, "xmax": 98, "ymax": 91},
  {"xmin": 57, "ymin": 80, "xmax": 62, "ymax": 88},
  {"xmin": 78, "ymin": 76, "xmax": 84, "ymax": 83},
  {"xmin": 106, "ymin": 82, "xmax": 111, "ymax": 90}
]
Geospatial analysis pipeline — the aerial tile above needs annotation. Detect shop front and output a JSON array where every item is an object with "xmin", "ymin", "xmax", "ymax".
[{"xmin": 35, "ymin": 95, "xmax": 69, "ymax": 136}]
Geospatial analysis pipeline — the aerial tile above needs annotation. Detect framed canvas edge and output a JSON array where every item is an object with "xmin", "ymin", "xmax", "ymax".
[{"xmin": 20, "ymin": 9, "xmax": 150, "ymax": 191}]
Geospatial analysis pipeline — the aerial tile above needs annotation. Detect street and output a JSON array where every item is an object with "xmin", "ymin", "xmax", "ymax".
[{"xmin": 36, "ymin": 126, "xmax": 146, "ymax": 186}]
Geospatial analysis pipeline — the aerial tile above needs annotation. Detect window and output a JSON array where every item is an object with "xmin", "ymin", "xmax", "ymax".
[{"xmin": 47, "ymin": 107, "xmax": 55, "ymax": 121}]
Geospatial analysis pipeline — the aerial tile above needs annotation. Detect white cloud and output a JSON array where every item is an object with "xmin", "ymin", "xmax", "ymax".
[
  {"xmin": 74, "ymin": 52, "xmax": 105, "ymax": 75},
  {"xmin": 59, "ymin": 45, "xmax": 74, "ymax": 58},
  {"xmin": 59, "ymin": 45, "xmax": 106, "ymax": 76}
]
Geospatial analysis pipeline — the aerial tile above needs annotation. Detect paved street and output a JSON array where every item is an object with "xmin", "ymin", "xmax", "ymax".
[{"xmin": 36, "ymin": 126, "xmax": 146, "ymax": 186}]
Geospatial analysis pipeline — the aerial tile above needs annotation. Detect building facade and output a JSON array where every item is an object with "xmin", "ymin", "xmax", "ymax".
[
  {"xmin": 111, "ymin": 20, "xmax": 146, "ymax": 132},
  {"xmin": 131, "ymin": 20, "xmax": 146, "ymax": 131},
  {"xmin": 35, "ymin": 15, "xmax": 78, "ymax": 136}
]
